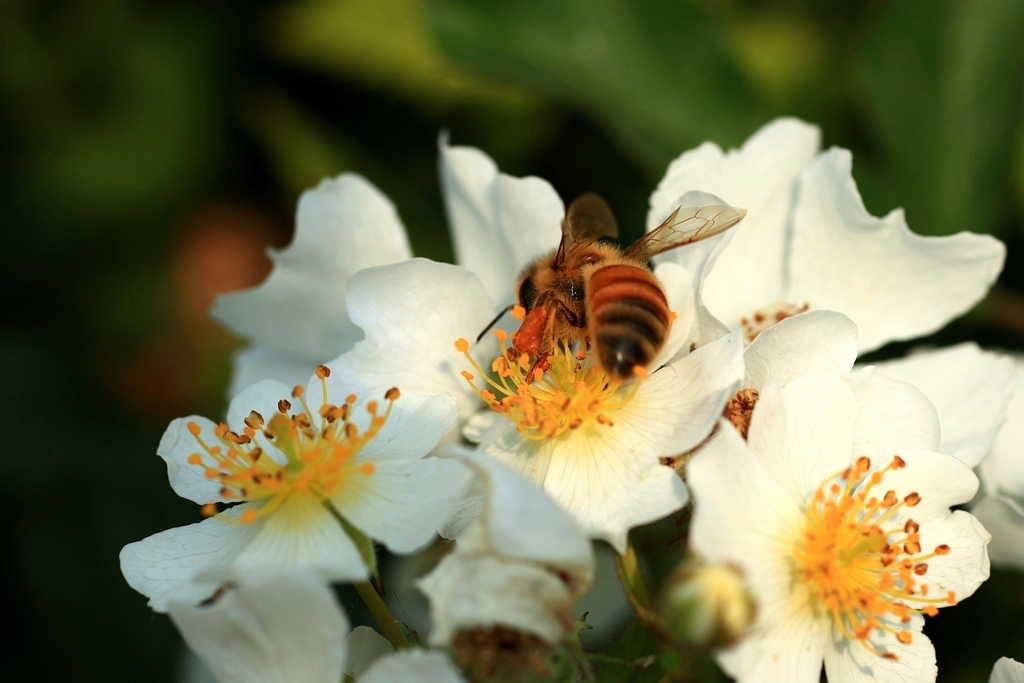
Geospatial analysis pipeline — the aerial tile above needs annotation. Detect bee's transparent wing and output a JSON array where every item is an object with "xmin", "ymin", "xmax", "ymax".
[
  {"xmin": 623, "ymin": 205, "xmax": 747, "ymax": 262},
  {"xmin": 556, "ymin": 193, "xmax": 619, "ymax": 265}
]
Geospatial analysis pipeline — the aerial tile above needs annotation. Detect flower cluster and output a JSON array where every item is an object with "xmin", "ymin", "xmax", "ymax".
[{"xmin": 121, "ymin": 119, "xmax": 1020, "ymax": 683}]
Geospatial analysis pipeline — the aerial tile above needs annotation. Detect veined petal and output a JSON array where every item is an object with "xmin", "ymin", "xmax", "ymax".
[
  {"xmin": 160, "ymin": 416, "xmax": 231, "ymax": 504},
  {"xmin": 211, "ymin": 174, "xmax": 411, "ymax": 361},
  {"xmin": 743, "ymin": 311, "xmax": 858, "ymax": 390},
  {"xmin": 746, "ymin": 375, "xmax": 858, "ymax": 503},
  {"xmin": 333, "ymin": 259, "xmax": 497, "ymax": 422},
  {"xmin": 649, "ymin": 118, "xmax": 821, "ymax": 326},
  {"xmin": 120, "ymin": 513, "xmax": 259, "ymax": 613},
  {"xmin": 618, "ymin": 331, "xmax": 743, "ymax": 454},
  {"xmin": 716, "ymin": 605, "xmax": 828, "ymax": 683},
  {"xmin": 483, "ymin": 423, "xmax": 688, "ymax": 552},
  {"xmin": 978, "ymin": 361, "xmax": 1024, "ymax": 497},
  {"xmin": 418, "ymin": 553, "xmax": 578, "ymax": 645},
  {"xmin": 214, "ymin": 496, "xmax": 368, "ymax": 585},
  {"xmin": 168, "ymin": 573, "xmax": 349, "ymax": 683},
  {"xmin": 909, "ymin": 510, "xmax": 990, "ymax": 607},
  {"xmin": 823, "ymin": 619, "xmax": 936, "ymax": 683},
  {"xmin": 863, "ymin": 449, "xmax": 979, "ymax": 523},
  {"xmin": 874, "ymin": 344, "xmax": 1016, "ymax": 467},
  {"xmin": 787, "ymin": 149, "xmax": 1005, "ymax": 353},
  {"xmin": 846, "ymin": 367, "xmax": 940, "ymax": 459},
  {"xmin": 439, "ymin": 136, "xmax": 564, "ymax": 306},
  {"xmin": 333, "ymin": 457, "xmax": 473, "ymax": 554}
]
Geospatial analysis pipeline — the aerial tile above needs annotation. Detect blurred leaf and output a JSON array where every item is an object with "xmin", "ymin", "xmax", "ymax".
[
  {"xmin": 429, "ymin": 0, "xmax": 770, "ymax": 176},
  {"xmin": 729, "ymin": 13, "xmax": 829, "ymax": 108},
  {"xmin": 240, "ymin": 86, "xmax": 357, "ymax": 196},
  {"xmin": 267, "ymin": 0, "xmax": 533, "ymax": 109},
  {"xmin": 855, "ymin": 0, "xmax": 1024, "ymax": 237}
]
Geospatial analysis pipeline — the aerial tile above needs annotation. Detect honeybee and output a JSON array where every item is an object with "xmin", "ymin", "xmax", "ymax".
[{"xmin": 512, "ymin": 193, "xmax": 746, "ymax": 380}]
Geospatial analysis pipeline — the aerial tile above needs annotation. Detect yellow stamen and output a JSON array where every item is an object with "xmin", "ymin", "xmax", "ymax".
[
  {"xmin": 456, "ymin": 333, "xmax": 643, "ymax": 440},
  {"xmin": 184, "ymin": 380, "xmax": 400, "ymax": 525},
  {"xmin": 794, "ymin": 456, "xmax": 954, "ymax": 660}
]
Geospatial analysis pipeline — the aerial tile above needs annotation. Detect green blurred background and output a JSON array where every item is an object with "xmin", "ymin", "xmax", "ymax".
[{"xmin": 3, "ymin": 0, "xmax": 1024, "ymax": 680}]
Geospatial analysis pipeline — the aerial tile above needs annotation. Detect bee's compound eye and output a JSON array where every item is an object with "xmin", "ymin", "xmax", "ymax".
[{"xmin": 518, "ymin": 276, "xmax": 537, "ymax": 310}]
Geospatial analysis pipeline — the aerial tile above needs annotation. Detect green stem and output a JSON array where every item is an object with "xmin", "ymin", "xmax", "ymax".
[{"xmin": 354, "ymin": 581, "xmax": 411, "ymax": 650}]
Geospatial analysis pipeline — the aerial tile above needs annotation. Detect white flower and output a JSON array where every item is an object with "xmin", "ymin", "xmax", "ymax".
[
  {"xmin": 170, "ymin": 572, "xmax": 467, "ymax": 683},
  {"xmin": 688, "ymin": 373, "xmax": 990, "ymax": 683},
  {"xmin": 649, "ymin": 118, "xmax": 1005, "ymax": 352},
  {"xmin": 211, "ymin": 174, "xmax": 412, "ymax": 396},
  {"xmin": 120, "ymin": 365, "xmax": 471, "ymax": 612},
  {"xmin": 971, "ymin": 361, "xmax": 1024, "ymax": 569},
  {"xmin": 991, "ymin": 657, "xmax": 1024, "ymax": 683},
  {"xmin": 327, "ymin": 256, "xmax": 743, "ymax": 550},
  {"xmin": 419, "ymin": 451, "xmax": 594, "ymax": 645},
  {"xmin": 871, "ymin": 347, "xmax": 1024, "ymax": 568}
]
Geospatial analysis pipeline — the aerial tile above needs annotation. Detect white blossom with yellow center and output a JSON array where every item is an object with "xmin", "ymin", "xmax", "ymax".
[
  {"xmin": 648, "ymin": 117, "xmax": 1005, "ymax": 353},
  {"xmin": 120, "ymin": 365, "xmax": 471, "ymax": 613},
  {"xmin": 688, "ymin": 374, "xmax": 990, "ymax": 683},
  {"xmin": 325, "ymin": 258, "xmax": 744, "ymax": 551}
]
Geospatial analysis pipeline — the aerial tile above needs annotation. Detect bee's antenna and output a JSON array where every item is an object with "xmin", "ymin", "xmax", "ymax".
[{"xmin": 476, "ymin": 304, "xmax": 515, "ymax": 344}]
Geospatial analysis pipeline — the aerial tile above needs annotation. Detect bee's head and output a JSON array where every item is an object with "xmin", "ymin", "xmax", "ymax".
[{"xmin": 517, "ymin": 273, "xmax": 537, "ymax": 312}]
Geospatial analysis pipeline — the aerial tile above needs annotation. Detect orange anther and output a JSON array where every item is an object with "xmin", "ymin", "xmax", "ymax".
[
  {"xmin": 904, "ymin": 492, "xmax": 921, "ymax": 506},
  {"xmin": 892, "ymin": 455, "xmax": 906, "ymax": 468},
  {"xmin": 292, "ymin": 385, "xmax": 305, "ymax": 398},
  {"xmin": 200, "ymin": 503, "xmax": 217, "ymax": 518},
  {"xmin": 935, "ymin": 544, "xmax": 950, "ymax": 555},
  {"xmin": 511, "ymin": 305, "xmax": 526, "ymax": 320},
  {"xmin": 494, "ymin": 329, "xmax": 507, "ymax": 342},
  {"xmin": 187, "ymin": 421, "xmax": 202, "ymax": 436},
  {"xmin": 315, "ymin": 365, "xmax": 331, "ymax": 379},
  {"xmin": 896, "ymin": 631, "xmax": 912, "ymax": 645},
  {"xmin": 946, "ymin": 591, "xmax": 957, "ymax": 605},
  {"xmin": 455, "ymin": 338, "xmax": 470, "ymax": 352},
  {"xmin": 385, "ymin": 387, "xmax": 401, "ymax": 401},
  {"xmin": 359, "ymin": 463, "xmax": 375, "ymax": 476},
  {"xmin": 632, "ymin": 365, "xmax": 650, "ymax": 379},
  {"xmin": 461, "ymin": 370, "xmax": 475, "ymax": 381},
  {"xmin": 204, "ymin": 468, "xmax": 219, "ymax": 479},
  {"xmin": 187, "ymin": 454, "xmax": 202, "ymax": 465},
  {"xmin": 241, "ymin": 508, "xmax": 257, "ymax": 524},
  {"xmin": 855, "ymin": 456, "xmax": 871, "ymax": 471},
  {"xmin": 278, "ymin": 399, "xmax": 291, "ymax": 413}
]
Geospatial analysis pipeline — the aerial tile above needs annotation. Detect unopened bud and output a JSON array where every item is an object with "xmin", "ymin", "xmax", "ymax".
[{"xmin": 657, "ymin": 561, "xmax": 755, "ymax": 649}]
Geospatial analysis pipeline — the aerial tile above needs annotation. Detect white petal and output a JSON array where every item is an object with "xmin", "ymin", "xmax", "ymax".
[
  {"xmin": 483, "ymin": 425, "xmax": 688, "ymax": 553},
  {"xmin": 688, "ymin": 426, "xmax": 803, "ymax": 577},
  {"xmin": 991, "ymin": 657, "xmax": 1024, "ymax": 683},
  {"xmin": 874, "ymin": 344, "xmax": 1016, "ymax": 467},
  {"xmin": 649, "ymin": 118, "xmax": 821, "ymax": 326},
  {"xmin": 971, "ymin": 496, "xmax": 1024, "ymax": 570},
  {"xmin": 978, "ymin": 361, "xmax": 1024, "ymax": 498},
  {"xmin": 460, "ymin": 451, "xmax": 593, "ymax": 581},
  {"xmin": 787, "ymin": 149, "xmax": 1005, "ymax": 353},
  {"xmin": 159, "ymin": 416, "xmax": 228, "ymax": 505},
  {"xmin": 909, "ymin": 510, "xmax": 989, "ymax": 607},
  {"xmin": 418, "ymin": 553, "xmax": 577, "ymax": 645},
  {"xmin": 846, "ymin": 366, "xmax": 941, "ymax": 459},
  {"xmin": 716, "ymin": 602, "xmax": 827, "ymax": 683},
  {"xmin": 218, "ymin": 496, "xmax": 368, "ymax": 585},
  {"xmin": 361, "ymin": 649, "xmax": 467, "ymax": 683},
  {"xmin": 440, "ymin": 136, "xmax": 564, "ymax": 306},
  {"xmin": 822, "ymin": 620, "xmax": 936, "ymax": 683},
  {"xmin": 343, "ymin": 626, "xmax": 394, "ymax": 679},
  {"xmin": 332, "ymin": 259, "xmax": 497, "ymax": 422},
  {"xmin": 168, "ymin": 573, "xmax": 349, "ymax": 683},
  {"xmin": 211, "ymin": 174, "xmax": 411, "ymax": 360},
  {"xmin": 334, "ymin": 457, "xmax": 473, "ymax": 554},
  {"xmin": 864, "ymin": 449, "xmax": 979, "ymax": 523},
  {"xmin": 619, "ymin": 330, "xmax": 743, "ymax": 454},
  {"xmin": 743, "ymin": 311, "xmax": 858, "ymax": 390},
  {"xmin": 120, "ymin": 514, "xmax": 259, "ymax": 613},
  {"xmin": 650, "ymin": 261, "xmax": 730, "ymax": 365},
  {"xmin": 747, "ymin": 375, "xmax": 858, "ymax": 503}
]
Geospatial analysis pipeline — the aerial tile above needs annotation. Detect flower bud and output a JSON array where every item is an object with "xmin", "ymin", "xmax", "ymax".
[{"xmin": 657, "ymin": 561, "xmax": 755, "ymax": 649}]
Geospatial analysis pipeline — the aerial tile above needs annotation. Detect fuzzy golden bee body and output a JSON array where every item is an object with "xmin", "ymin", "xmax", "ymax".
[{"xmin": 513, "ymin": 194, "xmax": 746, "ymax": 380}]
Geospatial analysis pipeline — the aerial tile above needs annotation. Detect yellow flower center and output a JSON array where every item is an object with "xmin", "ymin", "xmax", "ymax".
[
  {"xmin": 794, "ymin": 456, "xmax": 954, "ymax": 660},
  {"xmin": 186, "ymin": 365, "xmax": 398, "ymax": 524},
  {"xmin": 455, "ymin": 331, "xmax": 640, "ymax": 441}
]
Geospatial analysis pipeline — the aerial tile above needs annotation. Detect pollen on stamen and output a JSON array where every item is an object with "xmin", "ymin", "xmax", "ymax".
[
  {"xmin": 315, "ymin": 364, "xmax": 331, "ymax": 379},
  {"xmin": 794, "ymin": 457, "xmax": 956, "ymax": 660},
  {"xmin": 511, "ymin": 305, "xmax": 526, "ymax": 320},
  {"xmin": 182, "ymin": 381, "xmax": 395, "ymax": 525},
  {"xmin": 455, "ymin": 331, "xmax": 643, "ymax": 440},
  {"xmin": 455, "ymin": 338, "xmax": 470, "ymax": 353}
]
